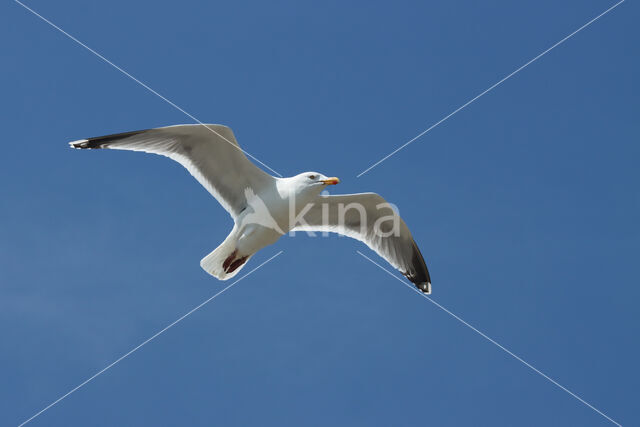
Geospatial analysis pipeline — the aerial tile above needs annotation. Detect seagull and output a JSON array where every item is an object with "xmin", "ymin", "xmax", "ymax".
[{"xmin": 70, "ymin": 124, "xmax": 432, "ymax": 293}]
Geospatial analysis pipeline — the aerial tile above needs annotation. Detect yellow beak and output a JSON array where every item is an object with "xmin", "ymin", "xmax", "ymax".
[{"xmin": 321, "ymin": 177, "xmax": 340, "ymax": 185}]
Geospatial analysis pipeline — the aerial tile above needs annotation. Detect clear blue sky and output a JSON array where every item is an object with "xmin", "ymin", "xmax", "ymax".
[{"xmin": 1, "ymin": 0, "xmax": 638, "ymax": 425}]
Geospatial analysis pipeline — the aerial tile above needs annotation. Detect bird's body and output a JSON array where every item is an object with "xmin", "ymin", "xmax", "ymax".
[{"xmin": 70, "ymin": 124, "xmax": 432, "ymax": 293}]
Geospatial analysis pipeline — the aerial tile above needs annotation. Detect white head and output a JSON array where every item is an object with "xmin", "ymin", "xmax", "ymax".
[{"xmin": 286, "ymin": 171, "xmax": 340, "ymax": 199}]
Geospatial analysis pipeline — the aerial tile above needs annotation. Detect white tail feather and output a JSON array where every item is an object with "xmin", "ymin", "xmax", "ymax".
[{"xmin": 200, "ymin": 233, "xmax": 251, "ymax": 280}]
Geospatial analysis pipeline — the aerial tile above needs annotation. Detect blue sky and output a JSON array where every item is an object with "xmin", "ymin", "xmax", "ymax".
[{"xmin": 1, "ymin": 0, "xmax": 638, "ymax": 425}]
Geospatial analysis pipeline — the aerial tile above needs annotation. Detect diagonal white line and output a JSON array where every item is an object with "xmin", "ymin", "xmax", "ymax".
[
  {"xmin": 356, "ymin": 250, "xmax": 622, "ymax": 426},
  {"xmin": 13, "ymin": 0, "xmax": 283, "ymax": 178},
  {"xmin": 356, "ymin": 0, "xmax": 625, "ymax": 177},
  {"xmin": 17, "ymin": 251, "xmax": 284, "ymax": 427}
]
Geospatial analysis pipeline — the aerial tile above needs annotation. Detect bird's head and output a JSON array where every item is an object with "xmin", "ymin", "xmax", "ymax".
[{"xmin": 289, "ymin": 171, "xmax": 340, "ymax": 198}]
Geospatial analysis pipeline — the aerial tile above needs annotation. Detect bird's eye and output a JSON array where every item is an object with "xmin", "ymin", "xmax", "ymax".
[{"xmin": 308, "ymin": 175, "xmax": 316, "ymax": 180}]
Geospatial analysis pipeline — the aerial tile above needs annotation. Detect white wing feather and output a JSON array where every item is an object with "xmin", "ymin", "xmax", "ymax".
[
  {"xmin": 70, "ymin": 124, "xmax": 274, "ymax": 219},
  {"xmin": 293, "ymin": 193, "xmax": 431, "ymax": 293}
]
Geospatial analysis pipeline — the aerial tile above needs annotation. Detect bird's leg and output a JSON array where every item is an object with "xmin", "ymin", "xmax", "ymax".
[
  {"xmin": 226, "ymin": 256, "xmax": 249, "ymax": 274},
  {"xmin": 222, "ymin": 250, "xmax": 237, "ymax": 272},
  {"xmin": 222, "ymin": 250, "xmax": 249, "ymax": 274}
]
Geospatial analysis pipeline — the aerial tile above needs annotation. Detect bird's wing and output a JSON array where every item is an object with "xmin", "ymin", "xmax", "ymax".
[
  {"xmin": 292, "ymin": 193, "xmax": 431, "ymax": 293},
  {"xmin": 69, "ymin": 124, "xmax": 275, "ymax": 219}
]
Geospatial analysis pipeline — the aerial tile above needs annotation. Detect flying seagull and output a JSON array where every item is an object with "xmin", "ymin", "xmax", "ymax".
[{"xmin": 70, "ymin": 124, "xmax": 432, "ymax": 293}]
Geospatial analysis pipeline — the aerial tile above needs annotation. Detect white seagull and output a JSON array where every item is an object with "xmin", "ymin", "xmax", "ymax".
[{"xmin": 70, "ymin": 124, "xmax": 432, "ymax": 293}]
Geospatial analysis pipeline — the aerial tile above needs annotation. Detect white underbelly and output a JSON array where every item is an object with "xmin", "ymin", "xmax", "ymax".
[{"xmin": 236, "ymin": 224, "xmax": 283, "ymax": 254}]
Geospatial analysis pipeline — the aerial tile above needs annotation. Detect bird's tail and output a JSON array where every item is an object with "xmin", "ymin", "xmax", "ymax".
[{"xmin": 200, "ymin": 235, "xmax": 252, "ymax": 280}]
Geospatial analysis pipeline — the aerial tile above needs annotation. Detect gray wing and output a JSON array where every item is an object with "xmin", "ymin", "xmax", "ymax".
[
  {"xmin": 69, "ymin": 124, "xmax": 275, "ymax": 219},
  {"xmin": 293, "ymin": 193, "xmax": 431, "ymax": 293}
]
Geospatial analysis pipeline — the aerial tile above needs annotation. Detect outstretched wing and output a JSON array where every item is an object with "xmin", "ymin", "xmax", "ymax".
[
  {"xmin": 69, "ymin": 124, "xmax": 275, "ymax": 219},
  {"xmin": 293, "ymin": 193, "xmax": 432, "ymax": 293}
]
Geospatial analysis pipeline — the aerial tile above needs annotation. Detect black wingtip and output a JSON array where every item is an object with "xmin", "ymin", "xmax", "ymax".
[
  {"xmin": 403, "ymin": 240, "xmax": 432, "ymax": 294},
  {"xmin": 69, "ymin": 139, "xmax": 92, "ymax": 149},
  {"xmin": 68, "ymin": 129, "xmax": 146, "ymax": 150},
  {"xmin": 416, "ymin": 281, "xmax": 431, "ymax": 295}
]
